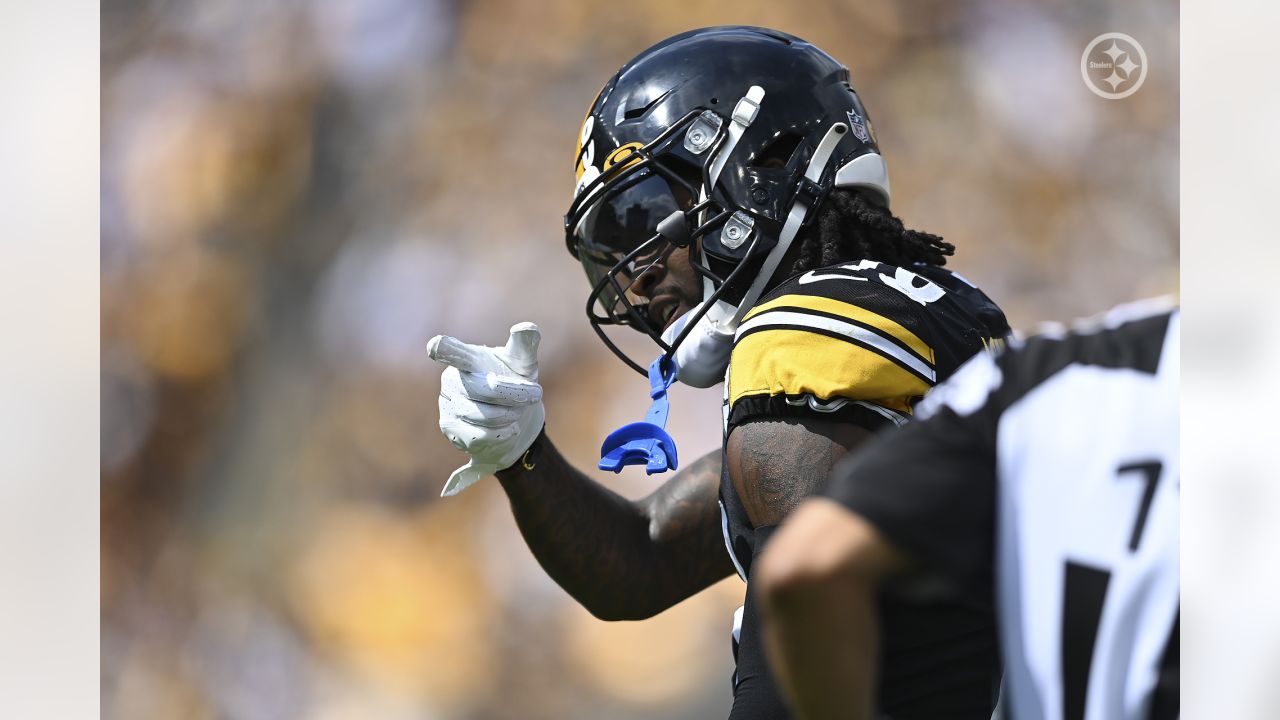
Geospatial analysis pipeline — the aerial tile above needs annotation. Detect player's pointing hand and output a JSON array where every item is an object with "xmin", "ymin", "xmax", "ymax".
[{"xmin": 428, "ymin": 322, "xmax": 545, "ymax": 497}]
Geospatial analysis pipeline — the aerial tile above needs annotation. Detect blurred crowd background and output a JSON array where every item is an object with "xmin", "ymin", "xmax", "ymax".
[{"xmin": 101, "ymin": 0, "xmax": 1177, "ymax": 718}]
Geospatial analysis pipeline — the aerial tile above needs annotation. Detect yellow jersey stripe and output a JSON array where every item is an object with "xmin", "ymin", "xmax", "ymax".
[
  {"xmin": 728, "ymin": 328, "xmax": 930, "ymax": 411},
  {"xmin": 741, "ymin": 293, "xmax": 934, "ymax": 365},
  {"xmin": 735, "ymin": 311, "xmax": 935, "ymax": 382}
]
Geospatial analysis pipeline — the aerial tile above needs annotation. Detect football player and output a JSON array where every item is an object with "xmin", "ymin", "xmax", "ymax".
[
  {"xmin": 429, "ymin": 26, "xmax": 1011, "ymax": 718},
  {"xmin": 755, "ymin": 299, "xmax": 1179, "ymax": 720}
]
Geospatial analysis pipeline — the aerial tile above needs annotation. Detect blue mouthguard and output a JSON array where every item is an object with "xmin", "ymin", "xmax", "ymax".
[{"xmin": 598, "ymin": 355, "xmax": 680, "ymax": 475}]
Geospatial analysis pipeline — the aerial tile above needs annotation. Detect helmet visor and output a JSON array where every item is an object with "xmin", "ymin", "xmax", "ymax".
[{"xmin": 572, "ymin": 170, "xmax": 694, "ymax": 322}]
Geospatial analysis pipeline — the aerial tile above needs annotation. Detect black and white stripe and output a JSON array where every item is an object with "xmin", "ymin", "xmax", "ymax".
[{"xmin": 736, "ymin": 306, "xmax": 936, "ymax": 383}]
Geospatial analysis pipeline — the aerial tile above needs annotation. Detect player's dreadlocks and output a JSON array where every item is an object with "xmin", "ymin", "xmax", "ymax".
[{"xmin": 787, "ymin": 189, "xmax": 954, "ymax": 276}]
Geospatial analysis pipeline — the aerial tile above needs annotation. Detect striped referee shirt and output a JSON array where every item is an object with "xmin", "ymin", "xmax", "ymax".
[{"xmin": 824, "ymin": 298, "xmax": 1180, "ymax": 720}]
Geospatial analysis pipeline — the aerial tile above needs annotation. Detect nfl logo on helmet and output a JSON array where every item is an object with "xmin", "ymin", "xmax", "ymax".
[{"xmin": 847, "ymin": 111, "xmax": 871, "ymax": 143}]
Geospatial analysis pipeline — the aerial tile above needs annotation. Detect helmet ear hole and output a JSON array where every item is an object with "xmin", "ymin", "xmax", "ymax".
[{"xmin": 752, "ymin": 133, "xmax": 803, "ymax": 169}]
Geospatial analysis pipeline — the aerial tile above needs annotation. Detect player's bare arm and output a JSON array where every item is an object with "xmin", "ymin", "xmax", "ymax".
[
  {"xmin": 725, "ymin": 417, "xmax": 873, "ymax": 528},
  {"xmin": 754, "ymin": 499, "xmax": 910, "ymax": 720},
  {"xmin": 496, "ymin": 436, "xmax": 733, "ymax": 620}
]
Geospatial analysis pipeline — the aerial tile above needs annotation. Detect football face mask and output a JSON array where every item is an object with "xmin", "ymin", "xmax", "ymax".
[{"xmin": 566, "ymin": 106, "xmax": 767, "ymax": 376}]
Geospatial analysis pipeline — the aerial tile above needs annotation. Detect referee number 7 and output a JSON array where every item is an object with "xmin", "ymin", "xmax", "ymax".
[{"xmin": 1116, "ymin": 460, "xmax": 1163, "ymax": 552}]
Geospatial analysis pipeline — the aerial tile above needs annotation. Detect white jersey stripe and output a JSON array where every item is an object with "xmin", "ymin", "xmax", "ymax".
[
  {"xmin": 719, "ymin": 500, "xmax": 748, "ymax": 582},
  {"xmin": 851, "ymin": 400, "xmax": 910, "ymax": 427}
]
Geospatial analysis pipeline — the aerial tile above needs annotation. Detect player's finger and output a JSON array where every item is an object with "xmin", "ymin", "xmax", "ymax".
[
  {"xmin": 427, "ymin": 334, "xmax": 493, "ymax": 374},
  {"xmin": 457, "ymin": 370, "xmax": 543, "ymax": 406},
  {"xmin": 501, "ymin": 322, "xmax": 541, "ymax": 378}
]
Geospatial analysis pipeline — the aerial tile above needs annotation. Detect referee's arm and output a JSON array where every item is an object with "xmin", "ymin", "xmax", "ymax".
[{"xmin": 754, "ymin": 498, "xmax": 910, "ymax": 720}]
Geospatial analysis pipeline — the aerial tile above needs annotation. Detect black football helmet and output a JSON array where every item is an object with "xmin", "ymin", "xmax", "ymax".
[{"xmin": 565, "ymin": 26, "xmax": 891, "ymax": 375}]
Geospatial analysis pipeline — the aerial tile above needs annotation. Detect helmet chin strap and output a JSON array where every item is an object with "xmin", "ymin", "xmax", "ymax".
[{"xmin": 709, "ymin": 85, "xmax": 765, "ymax": 189}]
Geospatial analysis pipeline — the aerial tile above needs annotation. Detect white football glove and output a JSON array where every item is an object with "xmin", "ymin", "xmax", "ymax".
[{"xmin": 427, "ymin": 322, "xmax": 544, "ymax": 497}]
